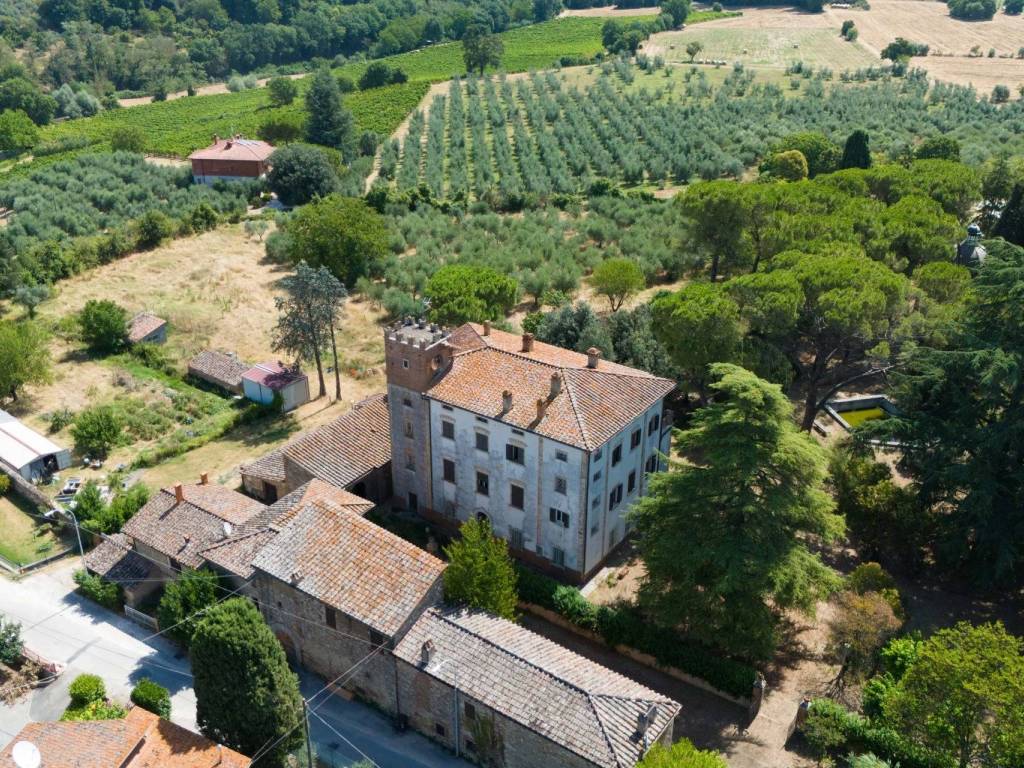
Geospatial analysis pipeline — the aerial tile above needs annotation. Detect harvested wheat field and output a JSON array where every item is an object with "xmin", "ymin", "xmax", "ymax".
[{"xmin": 644, "ymin": 3, "xmax": 1024, "ymax": 88}]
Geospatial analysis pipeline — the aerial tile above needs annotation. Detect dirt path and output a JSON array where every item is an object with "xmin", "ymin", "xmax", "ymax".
[
  {"xmin": 118, "ymin": 72, "xmax": 306, "ymax": 108},
  {"xmin": 558, "ymin": 5, "xmax": 661, "ymax": 16}
]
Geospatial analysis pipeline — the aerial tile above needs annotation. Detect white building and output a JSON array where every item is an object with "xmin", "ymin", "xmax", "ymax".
[
  {"xmin": 385, "ymin": 320, "xmax": 674, "ymax": 583},
  {"xmin": 0, "ymin": 409, "xmax": 71, "ymax": 482}
]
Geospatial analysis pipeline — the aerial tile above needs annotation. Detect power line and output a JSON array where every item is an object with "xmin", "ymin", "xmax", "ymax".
[{"xmin": 308, "ymin": 709, "xmax": 381, "ymax": 768}]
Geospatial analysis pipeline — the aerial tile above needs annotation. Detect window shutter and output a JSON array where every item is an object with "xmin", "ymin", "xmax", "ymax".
[
  {"xmin": 549, "ymin": 508, "xmax": 556, "ymax": 522},
  {"xmin": 563, "ymin": 514, "xmax": 570, "ymax": 529}
]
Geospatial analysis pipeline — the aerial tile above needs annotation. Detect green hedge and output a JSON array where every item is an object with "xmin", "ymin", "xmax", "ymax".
[
  {"xmin": 805, "ymin": 699, "xmax": 952, "ymax": 768},
  {"xmin": 73, "ymin": 569, "xmax": 123, "ymax": 610},
  {"xmin": 517, "ymin": 567, "xmax": 757, "ymax": 699},
  {"xmin": 131, "ymin": 678, "xmax": 171, "ymax": 719}
]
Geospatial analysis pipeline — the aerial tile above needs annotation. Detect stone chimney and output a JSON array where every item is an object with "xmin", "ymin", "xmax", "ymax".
[
  {"xmin": 174, "ymin": 483, "xmax": 184, "ymax": 503},
  {"xmin": 586, "ymin": 348, "xmax": 601, "ymax": 369},
  {"xmin": 536, "ymin": 398, "xmax": 547, "ymax": 421},
  {"xmin": 502, "ymin": 390, "xmax": 513, "ymax": 414},
  {"xmin": 200, "ymin": 472, "xmax": 209, "ymax": 486},
  {"xmin": 482, "ymin": 321, "xmax": 490, "ymax": 336},
  {"xmin": 522, "ymin": 333, "xmax": 534, "ymax": 353},
  {"xmin": 420, "ymin": 639, "xmax": 435, "ymax": 665},
  {"xmin": 550, "ymin": 372, "xmax": 562, "ymax": 398}
]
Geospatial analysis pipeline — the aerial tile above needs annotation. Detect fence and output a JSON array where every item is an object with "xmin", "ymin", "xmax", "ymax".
[{"xmin": 124, "ymin": 605, "xmax": 159, "ymax": 631}]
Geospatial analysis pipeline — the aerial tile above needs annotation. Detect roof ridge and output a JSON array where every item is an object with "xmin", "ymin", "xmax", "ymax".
[
  {"xmin": 561, "ymin": 373, "xmax": 594, "ymax": 450},
  {"xmin": 198, "ymin": 527, "xmax": 269, "ymax": 553},
  {"xmin": 584, "ymin": 693, "xmax": 623, "ymax": 768}
]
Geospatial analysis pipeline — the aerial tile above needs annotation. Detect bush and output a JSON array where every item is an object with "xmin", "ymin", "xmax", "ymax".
[
  {"xmin": 110, "ymin": 125, "xmax": 146, "ymax": 153},
  {"xmin": 267, "ymin": 143, "xmax": 339, "ymax": 206},
  {"xmin": 78, "ymin": 299, "xmax": 128, "ymax": 354},
  {"xmin": 48, "ymin": 407, "xmax": 74, "ymax": 433},
  {"xmin": 0, "ymin": 474, "xmax": 9, "ymax": 496},
  {"xmin": 157, "ymin": 569, "xmax": 220, "ymax": 646},
  {"xmin": 62, "ymin": 699, "xmax": 126, "ymax": 721},
  {"xmin": 1006, "ymin": 0, "xmax": 1023, "ymax": 13},
  {"xmin": 258, "ymin": 116, "xmax": 303, "ymax": 144},
  {"xmin": 71, "ymin": 405, "xmax": 123, "ymax": 457},
  {"xmin": 68, "ymin": 673, "xmax": 106, "ymax": 706},
  {"xmin": 358, "ymin": 62, "xmax": 406, "ymax": 90},
  {"xmin": 992, "ymin": 84, "xmax": 1010, "ymax": 103},
  {"xmin": 947, "ymin": 0, "xmax": 995, "ymax": 18},
  {"xmin": 0, "ymin": 109, "xmax": 39, "ymax": 152},
  {"xmin": 134, "ymin": 209, "xmax": 174, "ymax": 249},
  {"xmin": 188, "ymin": 202, "xmax": 219, "ymax": 232},
  {"xmin": 267, "ymin": 76, "xmax": 299, "ymax": 107},
  {"xmin": 0, "ymin": 616, "xmax": 22, "ymax": 664},
  {"xmin": 73, "ymin": 569, "xmax": 123, "ymax": 609},
  {"xmin": 131, "ymin": 678, "xmax": 171, "ymax": 718},
  {"xmin": 552, "ymin": 585, "xmax": 598, "ymax": 630},
  {"xmin": 847, "ymin": 563, "xmax": 897, "ymax": 594}
]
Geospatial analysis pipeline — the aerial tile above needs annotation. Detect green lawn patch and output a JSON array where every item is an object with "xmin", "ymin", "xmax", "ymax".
[{"xmin": 0, "ymin": 492, "xmax": 59, "ymax": 567}]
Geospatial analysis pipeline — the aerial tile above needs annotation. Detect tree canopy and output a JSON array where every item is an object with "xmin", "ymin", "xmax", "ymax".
[
  {"xmin": 267, "ymin": 144, "xmax": 339, "ymax": 206},
  {"xmin": 0, "ymin": 320, "xmax": 50, "ymax": 404},
  {"xmin": 78, "ymin": 299, "xmax": 128, "ymax": 355},
  {"xmin": 191, "ymin": 598, "xmax": 304, "ymax": 767},
  {"xmin": 631, "ymin": 364, "xmax": 843, "ymax": 659},
  {"xmin": 425, "ymin": 263, "xmax": 518, "ymax": 325},
  {"xmin": 588, "ymin": 257, "xmax": 645, "ymax": 311},
  {"xmin": 443, "ymin": 518, "xmax": 518, "ymax": 620},
  {"xmin": 463, "ymin": 25, "xmax": 503, "ymax": 75},
  {"xmin": 304, "ymin": 68, "xmax": 355, "ymax": 158},
  {"xmin": 282, "ymin": 195, "xmax": 387, "ymax": 286}
]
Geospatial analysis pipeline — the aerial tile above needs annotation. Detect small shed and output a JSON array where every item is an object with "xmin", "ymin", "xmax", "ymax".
[
  {"xmin": 0, "ymin": 409, "xmax": 72, "ymax": 481},
  {"xmin": 188, "ymin": 349, "xmax": 250, "ymax": 394},
  {"xmin": 188, "ymin": 135, "xmax": 274, "ymax": 185},
  {"xmin": 127, "ymin": 311, "xmax": 168, "ymax": 345},
  {"xmin": 242, "ymin": 362, "xmax": 310, "ymax": 412}
]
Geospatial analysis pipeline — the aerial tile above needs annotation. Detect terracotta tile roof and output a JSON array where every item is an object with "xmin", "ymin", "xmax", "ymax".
[
  {"xmin": 240, "ymin": 394, "xmax": 391, "ymax": 489},
  {"xmin": 251, "ymin": 495, "xmax": 445, "ymax": 637},
  {"xmin": 242, "ymin": 361, "xmax": 307, "ymax": 391},
  {"xmin": 127, "ymin": 312, "xmax": 167, "ymax": 344},
  {"xmin": 201, "ymin": 480, "xmax": 374, "ymax": 578},
  {"xmin": 85, "ymin": 533, "xmax": 151, "ymax": 586},
  {"xmin": 187, "ymin": 350, "xmax": 249, "ymax": 392},
  {"xmin": 188, "ymin": 136, "xmax": 274, "ymax": 162},
  {"xmin": 122, "ymin": 483, "xmax": 265, "ymax": 569},
  {"xmin": 428, "ymin": 324, "xmax": 674, "ymax": 451},
  {"xmin": 395, "ymin": 607, "xmax": 680, "ymax": 768},
  {"xmin": 0, "ymin": 708, "xmax": 248, "ymax": 768}
]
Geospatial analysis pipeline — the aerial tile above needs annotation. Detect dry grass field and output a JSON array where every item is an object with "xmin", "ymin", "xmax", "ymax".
[
  {"xmin": 643, "ymin": 2, "xmax": 1024, "ymax": 89},
  {"xmin": 6, "ymin": 223, "xmax": 389, "ymax": 492}
]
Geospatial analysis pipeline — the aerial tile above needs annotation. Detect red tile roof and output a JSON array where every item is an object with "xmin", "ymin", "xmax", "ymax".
[
  {"xmin": 242, "ymin": 362, "xmax": 307, "ymax": 391},
  {"xmin": 0, "ymin": 707, "xmax": 248, "ymax": 768},
  {"xmin": 240, "ymin": 394, "xmax": 391, "ymax": 489},
  {"xmin": 251, "ymin": 495, "xmax": 445, "ymax": 637},
  {"xmin": 187, "ymin": 137, "xmax": 274, "ymax": 162},
  {"xmin": 127, "ymin": 312, "xmax": 167, "ymax": 344},
  {"xmin": 122, "ymin": 483, "xmax": 265, "ymax": 568},
  {"xmin": 428, "ymin": 324, "xmax": 675, "ymax": 450},
  {"xmin": 187, "ymin": 350, "xmax": 250, "ymax": 392}
]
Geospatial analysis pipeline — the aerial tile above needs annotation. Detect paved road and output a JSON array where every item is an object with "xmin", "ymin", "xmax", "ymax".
[{"xmin": 0, "ymin": 562, "xmax": 465, "ymax": 768}]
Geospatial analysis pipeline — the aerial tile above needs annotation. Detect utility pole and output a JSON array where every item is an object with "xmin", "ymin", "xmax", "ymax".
[{"xmin": 302, "ymin": 699, "xmax": 315, "ymax": 768}]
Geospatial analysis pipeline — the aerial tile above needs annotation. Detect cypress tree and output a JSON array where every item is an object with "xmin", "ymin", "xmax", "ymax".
[
  {"xmin": 191, "ymin": 598, "xmax": 304, "ymax": 767},
  {"xmin": 304, "ymin": 68, "xmax": 355, "ymax": 159},
  {"xmin": 840, "ymin": 129, "xmax": 872, "ymax": 169},
  {"xmin": 994, "ymin": 183, "xmax": 1024, "ymax": 246}
]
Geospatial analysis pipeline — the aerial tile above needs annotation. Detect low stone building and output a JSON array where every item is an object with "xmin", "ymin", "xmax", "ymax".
[
  {"xmin": 240, "ymin": 393, "xmax": 392, "ymax": 504},
  {"xmin": 187, "ymin": 349, "xmax": 250, "ymax": 394},
  {"xmin": 394, "ymin": 606, "xmax": 680, "ymax": 768},
  {"xmin": 127, "ymin": 311, "xmax": 167, "ymax": 345}
]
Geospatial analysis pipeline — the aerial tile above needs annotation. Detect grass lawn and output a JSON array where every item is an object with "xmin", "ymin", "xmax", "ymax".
[{"xmin": 0, "ymin": 493, "xmax": 61, "ymax": 567}]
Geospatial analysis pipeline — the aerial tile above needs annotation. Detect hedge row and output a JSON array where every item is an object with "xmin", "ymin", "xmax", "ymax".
[
  {"xmin": 806, "ymin": 699, "xmax": 952, "ymax": 768},
  {"xmin": 516, "ymin": 567, "xmax": 757, "ymax": 699}
]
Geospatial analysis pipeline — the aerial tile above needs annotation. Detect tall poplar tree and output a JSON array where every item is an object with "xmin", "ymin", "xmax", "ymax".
[{"xmin": 304, "ymin": 67, "xmax": 355, "ymax": 158}]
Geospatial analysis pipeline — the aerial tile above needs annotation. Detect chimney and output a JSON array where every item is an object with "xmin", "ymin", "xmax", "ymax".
[
  {"xmin": 550, "ymin": 372, "xmax": 562, "ymax": 398},
  {"xmin": 225, "ymin": 139, "xmax": 233, "ymax": 149},
  {"xmin": 502, "ymin": 390, "xmax": 513, "ymax": 414},
  {"xmin": 213, "ymin": 133, "xmax": 219, "ymax": 144},
  {"xmin": 290, "ymin": 571, "xmax": 302, "ymax": 585},
  {"xmin": 174, "ymin": 482, "xmax": 184, "ymax": 503},
  {"xmin": 536, "ymin": 398, "xmax": 547, "ymax": 421},
  {"xmin": 420, "ymin": 639, "xmax": 435, "ymax": 665},
  {"xmin": 200, "ymin": 472, "xmax": 209, "ymax": 486},
  {"xmin": 521, "ymin": 333, "xmax": 534, "ymax": 353},
  {"xmin": 482, "ymin": 321, "xmax": 490, "ymax": 336},
  {"xmin": 586, "ymin": 347, "xmax": 601, "ymax": 369}
]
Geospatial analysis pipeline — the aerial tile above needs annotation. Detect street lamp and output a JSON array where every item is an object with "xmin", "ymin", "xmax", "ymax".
[
  {"xmin": 430, "ymin": 658, "xmax": 460, "ymax": 758},
  {"xmin": 46, "ymin": 507, "xmax": 85, "ymax": 567}
]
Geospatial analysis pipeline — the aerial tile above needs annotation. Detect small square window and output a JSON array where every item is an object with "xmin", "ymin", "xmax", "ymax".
[
  {"xmin": 594, "ymin": 447, "xmax": 603, "ymax": 461},
  {"xmin": 476, "ymin": 471, "xmax": 489, "ymax": 496},
  {"xmin": 555, "ymin": 450, "xmax": 568, "ymax": 462},
  {"xmin": 510, "ymin": 528, "xmax": 524, "ymax": 549},
  {"xmin": 591, "ymin": 497, "xmax": 600, "ymax": 510},
  {"xmin": 506, "ymin": 443, "xmax": 525, "ymax": 465},
  {"xmin": 476, "ymin": 432, "xmax": 489, "ymax": 452},
  {"xmin": 475, "ymin": 416, "xmax": 488, "ymax": 424},
  {"xmin": 406, "ymin": 453, "xmax": 415, "ymax": 471},
  {"xmin": 628, "ymin": 470, "xmax": 637, "ymax": 493},
  {"xmin": 510, "ymin": 484, "xmax": 524, "ymax": 509},
  {"xmin": 612, "ymin": 444, "xmax": 622, "ymax": 466},
  {"xmin": 443, "ymin": 459, "xmax": 456, "ymax": 483},
  {"xmin": 442, "ymin": 404, "xmax": 454, "ymax": 412},
  {"xmin": 404, "ymin": 421, "xmax": 414, "ymax": 438},
  {"xmin": 442, "ymin": 420, "xmax": 455, "ymax": 440},
  {"xmin": 549, "ymin": 508, "xmax": 570, "ymax": 527},
  {"xmin": 464, "ymin": 702, "xmax": 476, "ymax": 720},
  {"xmin": 512, "ymin": 429, "xmax": 524, "ymax": 436},
  {"xmin": 402, "ymin": 359, "xmax": 410, "ymax": 369},
  {"xmin": 555, "ymin": 477, "xmax": 567, "ymax": 495},
  {"xmin": 630, "ymin": 429, "xmax": 642, "ymax": 449},
  {"xmin": 325, "ymin": 606, "xmax": 337, "ymax": 629},
  {"xmin": 403, "ymin": 397, "xmax": 413, "ymax": 408},
  {"xmin": 593, "ymin": 470, "xmax": 602, "ymax": 482},
  {"xmin": 552, "ymin": 547, "xmax": 565, "ymax": 567},
  {"xmin": 435, "ymin": 723, "xmax": 446, "ymax": 737},
  {"xmin": 590, "ymin": 522, "xmax": 600, "ymax": 536},
  {"xmin": 648, "ymin": 414, "xmax": 661, "ymax": 435}
]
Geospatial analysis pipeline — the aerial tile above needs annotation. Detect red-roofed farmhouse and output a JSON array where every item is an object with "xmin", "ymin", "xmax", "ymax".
[{"xmin": 188, "ymin": 134, "xmax": 274, "ymax": 184}]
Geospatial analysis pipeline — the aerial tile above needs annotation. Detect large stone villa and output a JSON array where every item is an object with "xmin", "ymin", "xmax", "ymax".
[{"xmin": 87, "ymin": 321, "xmax": 680, "ymax": 768}]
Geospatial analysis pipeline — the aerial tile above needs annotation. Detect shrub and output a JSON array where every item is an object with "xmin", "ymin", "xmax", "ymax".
[
  {"xmin": 134, "ymin": 209, "xmax": 174, "ymax": 249},
  {"xmin": 71, "ymin": 405, "xmax": 123, "ymax": 458},
  {"xmin": 358, "ymin": 62, "xmax": 406, "ymax": 90},
  {"xmin": 189, "ymin": 202, "xmax": 219, "ymax": 232},
  {"xmin": 267, "ymin": 76, "xmax": 299, "ymax": 107},
  {"xmin": 266, "ymin": 143, "xmax": 339, "ymax": 206},
  {"xmin": 68, "ymin": 674, "xmax": 106, "ymax": 706},
  {"xmin": 552, "ymin": 586, "xmax": 598, "ymax": 630},
  {"xmin": 157, "ymin": 569, "xmax": 220, "ymax": 646},
  {"xmin": 766, "ymin": 149, "xmax": 809, "ymax": 181},
  {"xmin": 862, "ymin": 673, "xmax": 897, "ymax": 718},
  {"xmin": 847, "ymin": 563, "xmax": 897, "ymax": 594},
  {"xmin": 73, "ymin": 569, "xmax": 123, "ymax": 609},
  {"xmin": 258, "ymin": 116, "xmax": 303, "ymax": 144},
  {"xmin": 0, "ymin": 109, "xmax": 38, "ymax": 152},
  {"xmin": 947, "ymin": 0, "xmax": 995, "ymax": 18},
  {"xmin": 805, "ymin": 699, "xmax": 855, "ymax": 757},
  {"xmin": 992, "ymin": 84, "xmax": 1010, "ymax": 103},
  {"xmin": 0, "ymin": 474, "xmax": 9, "ymax": 496},
  {"xmin": 110, "ymin": 125, "xmax": 146, "ymax": 153},
  {"xmin": 78, "ymin": 300, "xmax": 128, "ymax": 354},
  {"xmin": 0, "ymin": 616, "xmax": 22, "ymax": 664},
  {"xmin": 48, "ymin": 407, "xmax": 74, "ymax": 433},
  {"xmin": 131, "ymin": 678, "xmax": 171, "ymax": 718},
  {"xmin": 336, "ymin": 76, "xmax": 355, "ymax": 93},
  {"xmin": 62, "ymin": 699, "xmax": 126, "ymax": 721},
  {"xmin": 1006, "ymin": 0, "xmax": 1023, "ymax": 12},
  {"xmin": 878, "ymin": 635, "xmax": 921, "ymax": 679}
]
